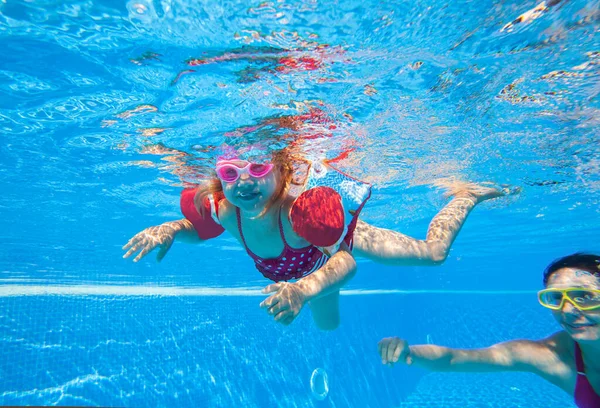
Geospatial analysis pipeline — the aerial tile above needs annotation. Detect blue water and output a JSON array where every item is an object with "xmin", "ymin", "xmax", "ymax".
[{"xmin": 1, "ymin": 0, "xmax": 599, "ymax": 406}]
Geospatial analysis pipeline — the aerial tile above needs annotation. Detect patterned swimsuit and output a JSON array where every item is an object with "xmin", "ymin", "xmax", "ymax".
[
  {"xmin": 180, "ymin": 161, "xmax": 371, "ymax": 282},
  {"xmin": 236, "ymin": 207, "xmax": 328, "ymax": 282}
]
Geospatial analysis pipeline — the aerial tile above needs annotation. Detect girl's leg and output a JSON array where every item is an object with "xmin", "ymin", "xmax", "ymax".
[
  {"xmin": 352, "ymin": 184, "xmax": 506, "ymax": 266},
  {"xmin": 309, "ymin": 290, "xmax": 340, "ymax": 331}
]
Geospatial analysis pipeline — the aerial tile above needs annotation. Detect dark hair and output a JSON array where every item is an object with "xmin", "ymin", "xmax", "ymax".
[{"xmin": 543, "ymin": 253, "xmax": 600, "ymax": 285}]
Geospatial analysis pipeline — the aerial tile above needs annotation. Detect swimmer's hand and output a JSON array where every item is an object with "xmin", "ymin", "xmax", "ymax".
[
  {"xmin": 260, "ymin": 282, "xmax": 308, "ymax": 326},
  {"xmin": 378, "ymin": 337, "xmax": 412, "ymax": 367},
  {"xmin": 122, "ymin": 223, "xmax": 177, "ymax": 262}
]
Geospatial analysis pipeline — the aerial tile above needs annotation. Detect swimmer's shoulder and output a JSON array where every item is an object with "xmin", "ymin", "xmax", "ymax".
[
  {"xmin": 282, "ymin": 194, "xmax": 297, "ymax": 216},
  {"xmin": 216, "ymin": 198, "xmax": 236, "ymax": 231},
  {"xmin": 533, "ymin": 331, "xmax": 576, "ymax": 385},
  {"xmin": 540, "ymin": 331, "xmax": 573, "ymax": 359}
]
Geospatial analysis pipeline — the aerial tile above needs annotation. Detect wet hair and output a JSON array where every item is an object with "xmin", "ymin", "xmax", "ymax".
[
  {"xmin": 543, "ymin": 252, "xmax": 600, "ymax": 286},
  {"xmin": 194, "ymin": 147, "xmax": 306, "ymax": 218}
]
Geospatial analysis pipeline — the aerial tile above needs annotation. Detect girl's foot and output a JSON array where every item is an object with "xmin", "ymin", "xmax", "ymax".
[{"xmin": 434, "ymin": 179, "xmax": 520, "ymax": 204}]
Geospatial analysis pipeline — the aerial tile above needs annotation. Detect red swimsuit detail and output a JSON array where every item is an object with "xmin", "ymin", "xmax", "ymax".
[
  {"xmin": 574, "ymin": 342, "xmax": 600, "ymax": 408},
  {"xmin": 236, "ymin": 207, "xmax": 327, "ymax": 282}
]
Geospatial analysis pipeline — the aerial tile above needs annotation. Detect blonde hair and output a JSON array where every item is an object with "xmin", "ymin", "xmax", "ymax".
[{"xmin": 194, "ymin": 147, "xmax": 307, "ymax": 218}]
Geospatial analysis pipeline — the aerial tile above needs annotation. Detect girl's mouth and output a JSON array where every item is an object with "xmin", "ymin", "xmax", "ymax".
[{"xmin": 238, "ymin": 191, "xmax": 259, "ymax": 201}]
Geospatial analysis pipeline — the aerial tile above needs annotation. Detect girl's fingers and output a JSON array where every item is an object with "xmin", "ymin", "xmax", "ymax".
[
  {"xmin": 156, "ymin": 246, "xmax": 168, "ymax": 262},
  {"xmin": 378, "ymin": 338, "xmax": 389, "ymax": 363},
  {"xmin": 280, "ymin": 314, "xmax": 295, "ymax": 325},
  {"xmin": 386, "ymin": 340, "xmax": 398, "ymax": 364},
  {"xmin": 269, "ymin": 301, "xmax": 290, "ymax": 316},
  {"xmin": 123, "ymin": 241, "xmax": 146, "ymax": 258},
  {"xmin": 274, "ymin": 310, "xmax": 289, "ymax": 322},
  {"xmin": 392, "ymin": 343, "xmax": 402, "ymax": 363},
  {"xmin": 123, "ymin": 243, "xmax": 142, "ymax": 259},
  {"xmin": 122, "ymin": 236, "xmax": 140, "ymax": 250},
  {"xmin": 261, "ymin": 283, "xmax": 282, "ymax": 294},
  {"xmin": 260, "ymin": 295, "xmax": 279, "ymax": 310},
  {"xmin": 134, "ymin": 245, "xmax": 154, "ymax": 262}
]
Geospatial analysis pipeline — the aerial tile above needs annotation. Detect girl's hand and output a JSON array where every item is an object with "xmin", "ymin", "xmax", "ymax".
[
  {"xmin": 122, "ymin": 224, "xmax": 176, "ymax": 262},
  {"xmin": 378, "ymin": 337, "xmax": 412, "ymax": 366},
  {"xmin": 260, "ymin": 282, "xmax": 308, "ymax": 326}
]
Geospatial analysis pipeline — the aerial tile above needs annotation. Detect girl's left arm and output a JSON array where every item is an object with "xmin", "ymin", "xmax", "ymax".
[
  {"xmin": 296, "ymin": 242, "xmax": 357, "ymax": 300},
  {"xmin": 259, "ymin": 243, "xmax": 357, "ymax": 324}
]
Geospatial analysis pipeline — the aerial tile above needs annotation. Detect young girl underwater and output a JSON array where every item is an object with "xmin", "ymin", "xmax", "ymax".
[
  {"xmin": 378, "ymin": 253, "xmax": 600, "ymax": 408},
  {"xmin": 123, "ymin": 147, "xmax": 506, "ymax": 330}
]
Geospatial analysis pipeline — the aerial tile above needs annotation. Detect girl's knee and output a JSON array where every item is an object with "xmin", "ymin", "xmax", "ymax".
[
  {"xmin": 309, "ymin": 292, "xmax": 341, "ymax": 331},
  {"xmin": 313, "ymin": 313, "xmax": 340, "ymax": 331}
]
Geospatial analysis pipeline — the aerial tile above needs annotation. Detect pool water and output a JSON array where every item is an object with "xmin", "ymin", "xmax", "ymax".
[
  {"xmin": 0, "ymin": 292, "xmax": 576, "ymax": 407},
  {"xmin": 1, "ymin": 0, "xmax": 599, "ymax": 406}
]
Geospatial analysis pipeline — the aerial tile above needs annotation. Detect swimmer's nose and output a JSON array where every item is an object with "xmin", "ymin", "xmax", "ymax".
[
  {"xmin": 237, "ymin": 173, "xmax": 253, "ymax": 186},
  {"xmin": 561, "ymin": 298, "xmax": 579, "ymax": 315}
]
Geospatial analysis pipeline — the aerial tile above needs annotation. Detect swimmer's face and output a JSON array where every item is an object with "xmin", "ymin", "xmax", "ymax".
[
  {"xmin": 546, "ymin": 268, "xmax": 600, "ymax": 343},
  {"xmin": 220, "ymin": 160, "xmax": 279, "ymax": 216}
]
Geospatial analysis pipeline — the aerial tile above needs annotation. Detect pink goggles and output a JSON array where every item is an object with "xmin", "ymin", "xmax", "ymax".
[{"xmin": 215, "ymin": 160, "xmax": 274, "ymax": 183}]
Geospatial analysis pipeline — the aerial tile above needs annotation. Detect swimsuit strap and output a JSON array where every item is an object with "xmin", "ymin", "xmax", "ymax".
[
  {"xmin": 236, "ymin": 207, "xmax": 290, "ymax": 259},
  {"xmin": 277, "ymin": 207, "xmax": 291, "ymax": 248},
  {"xmin": 575, "ymin": 342, "xmax": 586, "ymax": 376},
  {"xmin": 236, "ymin": 207, "xmax": 258, "ymax": 259}
]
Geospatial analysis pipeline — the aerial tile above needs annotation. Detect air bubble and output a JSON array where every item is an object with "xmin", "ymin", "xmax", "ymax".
[{"xmin": 310, "ymin": 368, "xmax": 329, "ymax": 401}]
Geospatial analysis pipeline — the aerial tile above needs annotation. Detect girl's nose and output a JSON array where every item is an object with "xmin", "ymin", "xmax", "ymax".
[{"xmin": 237, "ymin": 173, "xmax": 252, "ymax": 185}]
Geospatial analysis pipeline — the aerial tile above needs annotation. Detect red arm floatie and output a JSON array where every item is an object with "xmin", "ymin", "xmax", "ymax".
[
  {"xmin": 180, "ymin": 189, "xmax": 225, "ymax": 240},
  {"xmin": 290, "ymin": 186, "xmax": 345, "ymax": 247}
]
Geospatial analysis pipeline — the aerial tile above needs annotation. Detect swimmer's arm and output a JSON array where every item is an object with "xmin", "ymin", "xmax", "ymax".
[
  {"xmin": 406, "ymin": 339, "xmax": 552, "ymax": 373},
  {"xmin": 296, "ymin": 243, "xmax": 357, "ymax": 300},
  {"xmin": 166, "ymin": 219, "xmax": 203, "ymax": 243},
  {"xmin": 123, "ymin": 219, "xmax": 203, "ymax": 262},
  {"xmin": 137, "ymin": 219, "xmax": 202, "ymax": 244}
]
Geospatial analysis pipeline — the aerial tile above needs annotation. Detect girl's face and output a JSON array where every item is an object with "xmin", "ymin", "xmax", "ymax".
[
  {"xmin": 219, "ymin": 160, "xmax": 279, "ymax": 216},
  {"xmin": 546, "ymin": 268, "xmax": 600, "ymax": 343}
]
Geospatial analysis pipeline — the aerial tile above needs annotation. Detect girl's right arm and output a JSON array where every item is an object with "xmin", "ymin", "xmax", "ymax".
[
  {"xmin": 122, "ymin": 219, "xmax": 203, "ymax": 263},
  {"xmin": 123, "ymin": 187, "xmax": 227, "ymax": 262},
  {"xmin": 378, "ymin": 335, "xmax": 561, "ymax": 374}
]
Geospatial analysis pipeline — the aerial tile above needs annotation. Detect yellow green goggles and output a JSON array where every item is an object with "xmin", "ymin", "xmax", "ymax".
[{"xmin": 538, "ymin": 288, "xmax": 600, "ymax": 311}]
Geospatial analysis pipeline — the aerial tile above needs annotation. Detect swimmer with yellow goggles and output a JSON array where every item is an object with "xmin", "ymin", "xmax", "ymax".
[{"xmin": 538, "ymin": 288, "xmax": 600, "ymax": 311}]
